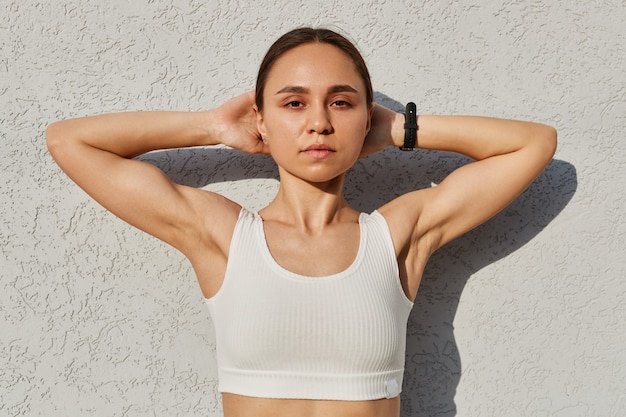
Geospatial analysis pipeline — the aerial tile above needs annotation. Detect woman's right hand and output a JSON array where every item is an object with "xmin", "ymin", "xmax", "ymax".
[{"xmin": 206, "ymin": 91, "xmax": 270, "ymax": 155}]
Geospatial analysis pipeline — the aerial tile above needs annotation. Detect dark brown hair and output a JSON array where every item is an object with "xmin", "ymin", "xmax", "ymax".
[{"xmin": 255, "ymin": 27, "xmax": 373, "ymax": 111}]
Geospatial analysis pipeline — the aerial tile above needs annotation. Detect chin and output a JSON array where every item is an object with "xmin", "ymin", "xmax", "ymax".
[{"xmin": 304, "ymin": 171, "xmax": 347, "ymax": 185}]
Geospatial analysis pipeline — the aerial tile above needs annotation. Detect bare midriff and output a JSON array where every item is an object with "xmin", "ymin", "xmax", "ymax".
[{"xmin": 222, "ymin": 393, "xmax": 401, "ymax": 417}]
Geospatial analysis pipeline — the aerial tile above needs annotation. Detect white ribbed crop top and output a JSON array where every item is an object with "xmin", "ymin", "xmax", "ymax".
[{"xmin": 205, "ymin": 208, "xmax": 413, "ymax": 401}]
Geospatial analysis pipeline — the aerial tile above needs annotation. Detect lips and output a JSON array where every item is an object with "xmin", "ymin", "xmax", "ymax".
[
  {"xmin": 303, "ymin": 144, "xmax": 335, "ymax": 159},
  {"xmin": 304, "ymin": 144, "xmax": 333, "ymax": 151}
]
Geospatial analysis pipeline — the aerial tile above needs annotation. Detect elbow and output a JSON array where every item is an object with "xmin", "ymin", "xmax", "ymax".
[
  {"xmin": 535, "ymin": 123, "xmax": 558, "ymax": 163},
  {"xmin": 545, "ymin": 124, "xmax": 558, "ymax": 155},
  {"xmin": 46, "ymin": 122, "xmax": 60, "ymax": 155},
  {"xmin": 46, "ymin": 121, "xmax": 69, "ymax": 161}
]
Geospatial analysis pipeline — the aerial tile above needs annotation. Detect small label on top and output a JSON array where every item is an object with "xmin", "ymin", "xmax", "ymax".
[{"xmin": 385, "ymin": 378, "xmax": 400, "ymax": 398}]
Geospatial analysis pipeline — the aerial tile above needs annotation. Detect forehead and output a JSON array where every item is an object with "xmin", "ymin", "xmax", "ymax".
[{"xmin": 265, "ymin": 43, "xmax": 364, "ymax": 91}]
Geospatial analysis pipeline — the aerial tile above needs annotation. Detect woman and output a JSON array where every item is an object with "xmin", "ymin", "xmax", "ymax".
[{"xmin": 47, "ymin": 28, "xmax": 556, "ymax": 417}]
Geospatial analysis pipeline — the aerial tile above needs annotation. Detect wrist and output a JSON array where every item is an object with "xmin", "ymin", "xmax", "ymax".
[
  {"xmin": 198, "ymin": 109, "xmax": 223, "ymax": 147},
  {"xmin": 399, "ymin": 102, "xmax": 418, "ymax": 150},
  {"xmin": 390, "ymin": 110, "xmax": 406, "ymax": 148}
]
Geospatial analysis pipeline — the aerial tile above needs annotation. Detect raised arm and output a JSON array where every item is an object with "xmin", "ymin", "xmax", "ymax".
[
  {"xmin": 367, "ymin": 104, "xmax": 557, "ymax": 297},
  {"xmin": 46, "ymin": 92, "xmax": 266, "ymax": 257}
]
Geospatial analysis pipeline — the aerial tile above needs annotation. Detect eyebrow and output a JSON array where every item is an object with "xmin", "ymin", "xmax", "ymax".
[{"xmin": 275, "ymin": 84, "xmax": 359, "ymax": 95}]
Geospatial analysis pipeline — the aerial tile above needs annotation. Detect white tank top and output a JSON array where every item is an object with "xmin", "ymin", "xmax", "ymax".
[{"xmin": 205, "ymin": 208, "xmax": 413, "ymax": 400}]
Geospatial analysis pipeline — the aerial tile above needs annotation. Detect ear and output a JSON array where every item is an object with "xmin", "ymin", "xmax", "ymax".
[{"xmin": 253, "ymin": 104, "xmax": 266, "ymax": 137}]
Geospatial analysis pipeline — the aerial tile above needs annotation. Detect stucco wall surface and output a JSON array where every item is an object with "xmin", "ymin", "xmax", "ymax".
[{"xmin": 1, "ymin": 0, "xmax": 624, "ymax": 416}]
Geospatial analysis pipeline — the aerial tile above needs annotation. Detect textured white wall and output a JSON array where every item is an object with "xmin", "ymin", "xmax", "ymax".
[{"xmin": 2, "ymin": 0, "xmax": 625, "ymax": 416}]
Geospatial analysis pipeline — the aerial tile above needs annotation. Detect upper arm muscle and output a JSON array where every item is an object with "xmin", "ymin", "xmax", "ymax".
[
  {"xmin": 419, "ymin": 142, "xmax": 553, "ymax": 249},
  {"xmin": 50, "ymin": 139, "xmax": 217, "ymax": 252}
]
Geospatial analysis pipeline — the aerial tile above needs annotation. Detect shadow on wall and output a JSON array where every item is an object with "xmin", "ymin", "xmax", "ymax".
[
  {"xmin": 139, "ymin": 96, "xmax": 577, "ymax": 417},
  {"xmin": 392, "ymin": 158, "xmax": 575, "ymax": 417},
  {"xmin": 358, "ymin": 94, "xmax": 578, "ymax": 417}
]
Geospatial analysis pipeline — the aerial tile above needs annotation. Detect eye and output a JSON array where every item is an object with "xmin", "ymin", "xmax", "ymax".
[
  {"xmin": 331, "ymin": 99, "xmax": 352, "ymax": 108},
  {"xmin": 285, "ymin": 100, "xmax": 304, "ymax": 108}
]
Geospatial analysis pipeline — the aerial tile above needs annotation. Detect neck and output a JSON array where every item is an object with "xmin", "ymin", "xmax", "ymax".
[{"xmin": 261, "ymin": 171, "xmax": 356, "ymax": 230}]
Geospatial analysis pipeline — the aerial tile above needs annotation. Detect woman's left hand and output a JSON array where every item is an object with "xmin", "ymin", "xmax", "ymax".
[{"xmin": 360, "ymin": 103, "xmax": 403, "ymax": 158}]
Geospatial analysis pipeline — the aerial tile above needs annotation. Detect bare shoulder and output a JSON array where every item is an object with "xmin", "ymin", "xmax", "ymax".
[
  {"xmin": 376, "ymin": 189, "xmax": 439, "ymax": 300},
  {"xmin": 177, "ymin": 186, "xmax": 242, "ymax": 298},
  {"xmin": 377, "ymin": 187, "xmax": 438, "ymax": 255},
  {"xmin": 177, "ymin": 185, "xmax": 242, "ymax": 257}
]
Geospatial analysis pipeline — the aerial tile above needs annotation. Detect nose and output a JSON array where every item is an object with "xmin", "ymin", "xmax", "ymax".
[{"xmin": 307, "ymin": 103, "xmax": 333, "ymax": 135}]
